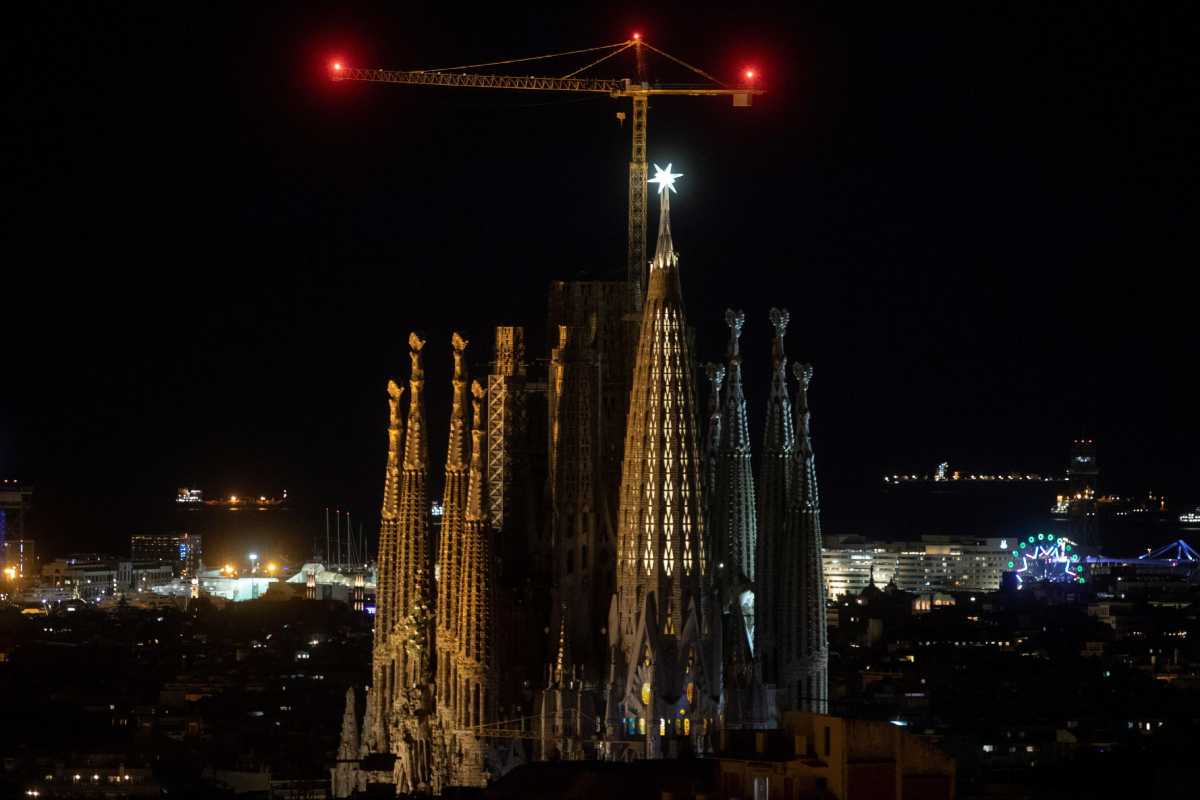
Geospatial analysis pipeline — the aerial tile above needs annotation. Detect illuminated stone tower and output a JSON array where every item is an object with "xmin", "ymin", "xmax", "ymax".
[
  {"xmin": 607, "ymin": 165, "xmax": 714, "ymax": 758},
  {"xmin": 755, "ymin": 309, "xmax": 794, "ymax": 699},
  {"xmin": 709, "ymin": 309, "xmax": 760, "ymax": 726},
  {"xmin": 452, "ymin": 381, "xmax": 498, "ymax": 786},
  {"xmin": 332, "ymin": 688, "xmax": 364, "ymax": 798},
  {"xmin": 391, "ymin": 332, "xmax": 436, "ymax": 793},
  {"xmin": 548, "ymin": 322, "xmax": 606, "ymax": 671},
  {"xmin": 436, "ymin": 334, "xmax": 471, "ymax": 732},
  {"xmin": 778, "ymin": 363, "xmax": 828, "ymax": 713},
  {"xmin": 367, "ymin": 378, "xmax": 404, "ymax": 753}
]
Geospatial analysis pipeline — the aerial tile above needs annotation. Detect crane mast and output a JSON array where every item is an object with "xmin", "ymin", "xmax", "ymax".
[{"xmin": 331, "ymin": 39, "xmax": 763, "ymax": 302}]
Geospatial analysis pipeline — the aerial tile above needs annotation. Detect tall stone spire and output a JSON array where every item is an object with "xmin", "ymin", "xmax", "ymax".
[
  {"xmin": 610, "ymin": 168, "xmax": 713, "ymax": 757},
  {"xmin": 714, "ymin": 309, "xmax": 757, "ymax": 592},
  {"xmin": 456, "ymin": 380, "xmax": 497, "ymax": 738},
  {"xmin": 710, "ymin": 309, "xmax": 759, "ymax": 726},
  {"xmin": 389, "ymin": 333, "xmax": 436, "ymax": 795},
  {"xmin": 377, "ymin": 380, "xmax": 405, "ymax": 636},
  {"xmin": 436, "ymin": 333, "xmax": 470, "ymax": 718},
  {"xmin": 332, "ymin": 687, "xmax": 363, "ymax": 798},
  {"xmin": 755, "ymin": 309, "xmax": 794, "ymax": 688},
  {"xmin": 778, "ymin": 363, "xmax": 828, "ymax": 713},
  {"xmin": 396, "ymin": 332, "xmax": 434, "ymax": 690},
  {"xmin": 369, "ymin": 379, "xmax": 404, "ymax": 750}
]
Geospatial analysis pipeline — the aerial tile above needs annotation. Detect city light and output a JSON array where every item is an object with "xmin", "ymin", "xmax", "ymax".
[
  {"xmin": 744, "ymin": 67, "xmax": 757, "ymax": 81},
  {"xmin": 332, "ymin": 61, "xmax": 343, "ymax": 72},
  {"xmin": 3, "ymin": 566, "xmax": 16, "ymax": 580},
  {"xmin": 631, "ymin": 32, "xmax": 641, "ymax": 41}
]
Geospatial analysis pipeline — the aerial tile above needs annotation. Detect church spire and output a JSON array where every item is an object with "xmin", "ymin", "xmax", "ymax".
[
  {"xmin": 377, "ymin": 380, "xmax": 405, "ymax": 637},
  {"xmin": 646, "ymin": 163, "xmax": 684, "ymax": 303},
  {"xmin": 436, "ymin": 333, "xmax": 470, "ymax": 716},
  {"xmin": 612, "ymin": 165, "xmax": 712, "ymax": 756},
  {"xmin": 755, "ymin": 309, "xmax": 794, "ymax": 686},
  {"xmin": 715, "ymin": 309, "xmax": 757, "ymax": 589},
  {"xmin": 778, "ymin": 362, "xmax": 828, "ymax": 714},
  {"xmin": 456, "ymin": 380, "xmax": 497, "ymax": 735},
  {"xmin": 395, "ymin": 332, "xmax": 433, "ymax": 691}
]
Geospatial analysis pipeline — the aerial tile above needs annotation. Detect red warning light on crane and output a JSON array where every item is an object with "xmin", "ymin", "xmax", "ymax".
[
  {"xmin": 331, "ymin": 61, "xmax": 344, "ymax": 72},
  {"xmin": 631, "ymin": 32, "xmax": 642, "ymax": 41},
  {"xmin": 743, "ymin": 67, "xmax": 757, "ymax": 82}
]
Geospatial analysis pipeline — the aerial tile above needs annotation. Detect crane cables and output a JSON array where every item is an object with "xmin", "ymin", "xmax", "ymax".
[{"xmin": 414, "ymin": 38, "xmax": 727, "ymax": 88}]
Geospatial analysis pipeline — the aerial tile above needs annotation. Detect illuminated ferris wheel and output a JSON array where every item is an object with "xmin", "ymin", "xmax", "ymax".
[{"xmin": 1007, "ymin": 533, "xmax": 1085, "ymax": 586}]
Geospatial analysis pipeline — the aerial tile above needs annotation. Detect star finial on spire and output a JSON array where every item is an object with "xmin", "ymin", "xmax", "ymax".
[{"xmin": 649, "ymin": 163, "xmax": 683, "ymax": 194}]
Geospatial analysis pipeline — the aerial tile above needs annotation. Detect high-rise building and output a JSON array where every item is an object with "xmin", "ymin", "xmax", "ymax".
[
  {"xmin": 0, "ymin": 480, "xmax": 33, "ymax": 548},
  {"xmin": 2, "ymin": 538, "xmax": 35, "ymax": 578},
  {"xmin": 130, "ymin": 532, "xmax": 203, "ymax": 576}
]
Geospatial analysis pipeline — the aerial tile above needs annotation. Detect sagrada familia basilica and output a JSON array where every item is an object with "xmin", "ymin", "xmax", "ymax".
[{"xmin": 333, "ymin": 167, "xmax": 828, "ymax": 795}]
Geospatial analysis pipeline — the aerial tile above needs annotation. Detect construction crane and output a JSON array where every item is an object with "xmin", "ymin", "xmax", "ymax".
[{"xmin": 329, "ymin": 36, "xmax": 764, "ymax": 303}]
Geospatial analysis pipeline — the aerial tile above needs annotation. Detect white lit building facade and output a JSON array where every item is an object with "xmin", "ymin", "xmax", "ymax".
[{"xmin": 823, "ymin": 534, "xmax": 1010, "ymax": 598}]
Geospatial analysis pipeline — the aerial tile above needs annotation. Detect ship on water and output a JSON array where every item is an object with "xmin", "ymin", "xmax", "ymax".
[{"xmin": 176, "ymin": 487, "xmax": 288, "ymax": 509}]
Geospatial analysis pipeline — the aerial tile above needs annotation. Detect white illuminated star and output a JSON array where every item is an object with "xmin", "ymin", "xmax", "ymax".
[{"xmin": 649, "ymin": 163, "xmax": 683, "ymax": 194}]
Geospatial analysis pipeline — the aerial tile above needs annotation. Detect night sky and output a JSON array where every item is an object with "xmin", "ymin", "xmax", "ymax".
[{"xmin": 5, "ymin": 3, "xmax": 1198, "ymax": 556}]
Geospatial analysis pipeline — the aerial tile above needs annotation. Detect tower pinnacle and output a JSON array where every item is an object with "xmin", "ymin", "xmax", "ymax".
[{"xmin": 756, "ymin": 309, "xmax": 794, "ymax": 690}]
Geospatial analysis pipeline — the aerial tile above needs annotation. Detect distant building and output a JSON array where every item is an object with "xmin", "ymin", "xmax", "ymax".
[
  {"xmin": 823, "ymin": 534, "xmax": 1009, "ymax": 598},
  {"xmin": 2, "ymin": 538, "xmax": 36, "ymax": 578},
  {"xmin": 130, "ymin": 531, "xmax": 202, "ymax": 576},
  {"xmin": 714, "ymin": 712, "xmax": 955, "ymax": 800},
  {"xmin": 0, "ymin": 480, "xmax": 33, "ymax": 545},
  {"xmin": 43, "ymin": 558, "xmax": 174, "ymax": 600},
  {"xmin": 1052, "ymin": 439, "xmax": 1100, "ymax": 546}
]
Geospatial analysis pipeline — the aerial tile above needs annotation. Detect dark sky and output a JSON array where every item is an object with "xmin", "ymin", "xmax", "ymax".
[{"xmin": 5, "ymin": 2, "xmax": 1198, "ymax": 555}]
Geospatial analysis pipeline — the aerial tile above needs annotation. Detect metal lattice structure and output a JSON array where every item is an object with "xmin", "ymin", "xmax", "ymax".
[{"xmin": 487, "ymin": 327, "xmax": 526, "ymax": 535}]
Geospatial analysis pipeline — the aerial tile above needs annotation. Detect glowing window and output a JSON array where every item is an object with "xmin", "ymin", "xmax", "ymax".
[
  {"xmin": 638, "ymin": 717, "xmax": 646, "ymax": 735},
  {"xmin": 641, "ymin": 682, "xmax": 651, "ymax": 707},
  {"xmin": 659, "ymin": 718, "xmax": 666, "ymax": 737},
  {"xmin": 686, "ymin": 681, "xmax": 695, "ymax": 704},
  {"xmin": 684, "ymin": 717, "xmax": 691, "ymax": 735}
]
